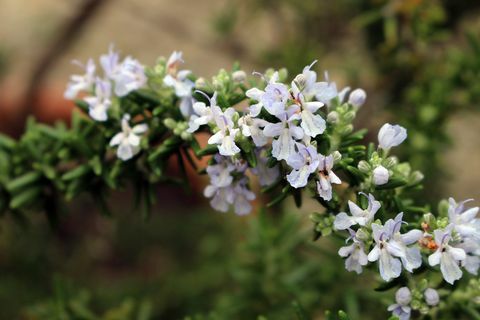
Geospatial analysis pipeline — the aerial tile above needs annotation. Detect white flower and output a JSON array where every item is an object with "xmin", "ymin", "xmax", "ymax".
[
  {"xmin": 286, "ymin": 143, "xmax": 320, "ymax": 188},
  {"xmin": 163, "ymin": 51, "xmax": 195, "ymax": 117},
  {"xmin": 315, "ymin": 71, "xmax": 350, "ymax": 105},
  {"xmin": 238, "ymin": 114, "xmax": 269, "ymax": 147},
  {"xmin": 245, "ymin": 71, "xmax": 290, "ymax": 117},
  {"xmin": 84, "ymin": 78, "xmax": 112, "ymax": 122},
  {"xmin": 64, "ymin": 59, "xmax": 96, "ymax": 99},
  {"xmin": 334, "ymin": 193, "xmax": 380, "ymax": 230},
  {"xmin": 368, "ymin": 213, "xmax": 422, "ymax": 281},
  {"xmin": 458, "ymin": 238, "xmax": 480, "ymax": 275},
  {"xmin": 187, "ymin": 92, "xmax": 218, "ymax": 133},
  {"xmin": 263, "ymin": 105, "xmax": 303, "ymax": 161},
  {"xmin": 448, "ymin": 198, "xmax": 480, "ymax": 241},
  {"xmin": 291, "ymin": 81, "xmax": 326, "ymax": 138},
  {"xmin": 378, "ymin": 123, "xmax": 407, "ymax": 150},
  {"xmin": 208, "ymin": 107, "xmax": 240, "ymax": 156},
  {"xmin": 316, "ymin": 154, "xmax": 341, "ymax": 201},
  {"xmin": 338, "ymin": 229, "xmax": 369, "ymax": 274},
  {"xmin": 424, "ymin": 288, "xmax": 439, "ymax": 306},
  {"xmin": 251, "ymin": 149, "xmax": 280, "ymax": 187},
  {"xmin": 373, "ymin": 165, "xmax": 389, "ymax": 185},
  {"xmin": 109, "ymin": 115, "xmax": 148, "ymax": 161},
  {"xmin": 206, "ymin": 154, "xmax": 237, "ymax": 188},
  {"xmin": 428, "ymin": 225, "xmax": 467, "ymax": 284},
  {"xmin": 99, "ymin": 44, "xmax": 120, "ymax": 79},
  {"xmin": 388, "ymin": 287, "xmax": 412, "ymax": 320},
  {"xmin": 348, "ymin": 88, "xmax": 367, "ymax": 108},
  {"xmin": 111, "ymin": 56, "xmax": 147, "ymax": 97},
  {"xmin": 204, "ymin": 178, "xmax": 255, "ymax": 215}
]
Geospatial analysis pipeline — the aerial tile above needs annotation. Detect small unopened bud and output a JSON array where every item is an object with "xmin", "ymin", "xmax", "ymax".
[
  {"xmin": 396, "ymin": 287, "xmax": 412, "ymax": 306},
  {"xmin": 411, "ymin": 170, "xmax": 424, "ymax": 184},
  {"xmin": 294, "ymin": 74, "xmax": 307, "ymax": 89},
  {"xmin": 424, "ymin": 288, "xmax": 439, "ymax": 306},
  {"xmin": 232, "ymin": 70, "xmax": 246, "ymax": 83},
  {"xmin": 356, "ymin": 228, "xmax": 369, "ymax": 241},
  {"xmin": 373, "ymin": 165, "xmax": 389, "ymax": 185},
  {"xmin": 384, "ymin": 156, "xmax": 398, "ymax": 167},
  {"xmin": 348, "ymin": 88, "xmax": 367, "ymax": 108},
  {"xmin": 327, "ymin": 111, "xmax": 339, "ymax": 124},
  {"xmin": 164, "ymin": 118, "xmax": 177, "ymax": 129},
  {"xmin": 180, "ymin": 131, "xmax": 192, "ymax": 141},
  {"xmin": 332, "ymin": 151, "xmax": 342, "ymax": 162},
  {"xmin": 358, "ymin": 160, "xmax": 371, "ymax": 173},
  {"xmin": 344, "ymin": 110, "xmax": 356, "ymax": 122},
  {"xmin": 195, "ymin": 77, "xmax": 207, "ymax": 88}
]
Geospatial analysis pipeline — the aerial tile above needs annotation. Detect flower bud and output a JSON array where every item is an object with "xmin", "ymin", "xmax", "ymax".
[
  {"xmin": 232, "ymin": 70, "xmax": 246, "ymax": 83},
  {"xmin": 358, "ymin": 160, "xmax": 371, "ymax": 173},
  {"xmin": 410, "ymin": 170, "xmax": 424, "ymax": 184},
  {"xmin": 294, "ymin": 74, "xmax": 307, "ymax": 89},
  {"xmin": 344, "ymin": 110, "xmax": 356, "ymax": 122},
  {"xmin": 327, "ymin": 111, "xmax": 339, "ymax": 124},
  {"xmin": 396, "ymin": 287, "xmax": 412, "ymax": 306},
  {"xmin": 164, "ymin": 118, "xmax": 177, "ymax": 129},
  {"xmin": 348, "ymin": 88, "xmax": 367, "ymax": 108},
  {"xmin": 373, "ymin": 165, "xmax": 389, "ymax": 185},
  {"xmin": 332, "ymin": 151, "xmax": 342, "ymax": 162},
  {"xmin": 180, "ymin": 131, "xmax": 192, "ymax": 141},
  {"xmin": 424, "ymin": 288, "xmax": 439, "ymax": 306},
  {"xmin": 378, "ymin": 123, "xmax": 407, "ymax": 150},
  {"xmin": 195, "ymin": 77, "xmax": 207, "ymax": 88},
  {"xmin": 384, "ymin": 156, "xmax": 398, "ymax": 167}
]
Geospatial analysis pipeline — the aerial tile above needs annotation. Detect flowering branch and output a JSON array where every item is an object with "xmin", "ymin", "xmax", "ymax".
[{"xmin": 0, "ymin": 47, "xmax": 478, "ymax": 319}]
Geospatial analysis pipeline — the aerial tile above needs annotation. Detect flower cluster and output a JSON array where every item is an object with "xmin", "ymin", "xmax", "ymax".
[
  {"xmin": 64, "ymin": 45, "xmax": 147, "ymax": 121},
  {"xmin": 61, "ymin": 48, "xmax": 480, "ymax": 319}
]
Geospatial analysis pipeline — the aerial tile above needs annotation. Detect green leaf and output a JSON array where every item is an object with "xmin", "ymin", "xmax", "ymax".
[
  {"xmin": 10, "ymin": 186, "xmax": 42, "ymax": 209},
  {"xmin": 61, "ymin": 164, "xmax": 91, "ymax": 181},
  {"xmin": 6, "ymin": 172, "xmax": 42, "ymax": 193}
]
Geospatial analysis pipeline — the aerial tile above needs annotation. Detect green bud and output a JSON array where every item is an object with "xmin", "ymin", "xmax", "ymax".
[
  {"xmin": 340, "ymin": 124, "xmax": 353, "ymax": 135},
  {"xmin": 358, "ymin": 160, "xmax": 371, "ymax": 173},
  {"xmin": 410, "ymin": 170, "xmax": 424, "ymax": 184},
  {"xmin": 332, "ymin": 151, "xmax": 342, "ymax": 163},
  {"xmin": 164, "ymin": 118, "xmax": 177, "ymax": 130},
  {"xmin": 384, "ymin": 156, "xmax": 398, "ymax": 168},
  {"xmin": 327, "ymin": 111, "xmax": 339, "ymax": 124},
  {"xmin": 180, "ymin": 132, "xmax": 192, "ymax": 141},
  {"xmin": 343, "ymin": 110, "xmax": 356, "ymax": 122},
  {"xmin": 356, "ymin": 228, "xmax": 370, "ymax": 241},
  {"xmin": 277, "ymin": 68, "xmax": 288, "ymax": 82}
]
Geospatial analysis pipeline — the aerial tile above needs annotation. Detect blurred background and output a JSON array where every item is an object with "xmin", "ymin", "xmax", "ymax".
[{"xmin": 0, "ymin": 0, "xmax": 479, "ymax": 319}]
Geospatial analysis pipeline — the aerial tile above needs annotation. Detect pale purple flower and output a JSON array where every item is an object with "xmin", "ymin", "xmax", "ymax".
[
  {"xmin": 316, "ymin": 154, "xmax": 341, "ymax": 201},
  {"xmin": 458, "ymin": 238, "xmax": 480, "ymax": 275},
  {"xmin": 334, "ymin": 193, "xmax": 380, "ymax": 230},
  {"xmin": 368, "ymin": 213, "xmax": 422, "ymax": 281},
  {"xmin": 373, "ymin": 165, "xmax": 389, "ymax": 185},
  {"xmin": 238, "ymin": 114, "xmax": 269, "ymax": 147},
  {"xmin": 338, "ymin": 229, "xmax": 369, "ymax": 274},
  {"xmin": 251, "ymin": 149, "xmax": 280, "ymax": 187},
  {"xmin": 204, "ymin": 178, "xmax": 255, "ymax": 215},
  {"xmin": 187, "ymin": 92, "xmax": 218, "ymax": 133},
  {"xmin": 112, "ymin": 56, "xmax": 147, "ymax": 97},
  {"xmin": 84, "ymin": 78, "xmax": 112, "ymax": 122},
  {"xmin": 428, "ymin": 225, "xmax": 467, "ymax": 284},
  {"xmin": 291, "ymin": 81, "xmax": 326, "ymax": 138},
  {"xmin": 206, "ymin": 154, "xmax": 236, "ymax": 188},
  {"xmin": 315, "ymin": 71, "xmax": 350, "ymax": 105},
  {"xmin": 208, "ymin": 107, "xmax": 240, "ymax": 156},
  {"xmin": 263, "ymin": 105, "xmax": 303, "ymax": 161},
  {"xmin": 388, "ymin": 287, "xmax": 412, "ymax": 320},
  {"xmin": 64, "ymin": 59, "xmax": 96, "ymax": 99},
  {"xmin": 424, "ymin": 288, "xmax": 439, "ymax": 306},
  {"xmin": 163, "ymin": 51, "xmax": 195, "ymax": 117},
  {"xmin": 109, "ymin": 114, "xmax": 148, "ymax": 161},
  {"xmin": 245, "ymin": 71, "xmax": 289, "ymax": 117},
  {"xmin": 378, "ymin": 123, "xmax": 407, "ymax": 150},
  {"xmin": 286, "ymin": 143, "xmax": 320, "ymax": 188},
  {"xmin": 448, "ymin": 198, "xmax": 480, "ymax": 241},
  {"xmin": 99, "ymin": 45, "xmax": 120, "ymax": 79}
]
